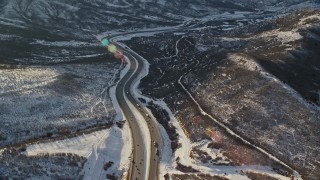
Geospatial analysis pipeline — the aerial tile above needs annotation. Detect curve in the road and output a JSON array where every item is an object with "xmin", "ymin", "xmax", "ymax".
[
  {"xmin": 124, "ymin": 50, "xmax": 162, "ymax": 180},
  {"xmin": 113, "ymin": 42, "xmax": 162, "ymax": 180}
]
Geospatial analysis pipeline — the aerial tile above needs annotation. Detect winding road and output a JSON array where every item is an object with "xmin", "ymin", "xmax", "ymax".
[
  {"xmin": 112, "ymin": 41, "xmax": 162, "ymax": 180},
  {"xmin": 108, "ymin": 30, "xmax": 302, "ymax": 180}
]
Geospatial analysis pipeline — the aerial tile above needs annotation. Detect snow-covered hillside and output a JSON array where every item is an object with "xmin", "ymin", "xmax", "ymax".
[{"xmin": 0, "ymin": 0, "xmax": 319, "ymax": 179}]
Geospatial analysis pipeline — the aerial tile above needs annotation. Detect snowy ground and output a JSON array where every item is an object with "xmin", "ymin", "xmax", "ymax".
[
  {"xmin": 24, "ymin": 125, "xmax": 132, "ymax": 180},
  {"xmin": 3, "ymin": 60, "xmax": 133, "ymax": 180},
  {"xmin": 0, "ymin": 63, "xmax": 119, "ymax": 147}
]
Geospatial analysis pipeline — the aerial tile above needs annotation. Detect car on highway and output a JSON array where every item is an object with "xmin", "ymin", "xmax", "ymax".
[
  {"xmin": 156, "ymin": 148, "xmax": 160, "ymax": 156},
  {"xmin": 153, "ymin": 141, "xmax": 158, "ymax": 148}
]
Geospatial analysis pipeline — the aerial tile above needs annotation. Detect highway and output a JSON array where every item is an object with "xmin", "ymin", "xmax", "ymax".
[
  {"xmin": 112, "ymin": 34, "xmax": 301, "ymax": 180},
  {"xmin": 112, "ymin": 41, "xmax": 162, "ymax": 180}
]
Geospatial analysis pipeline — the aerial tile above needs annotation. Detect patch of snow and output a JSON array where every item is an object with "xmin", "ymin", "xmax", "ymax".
[
  {"xmin": 222, "ymin": 27, "xmax": 235, "ymax": 31},
  {"xmin": 300, "ymin": 14, "xmax": 320, "ymax": 23},
  {"xmin": 143, "ymin": 15, "xmax": 164, "ymax": 21},
  {"xmin": 53, "ymin": 1, "xmax": 80, "ymax": 12},
  {"xmin": 276, "ymin": 31, "xmax": 303, "ymax": 43},
  {"xmin": 157, "ymin": 123, "xmax": 173, "ymax": 177},
  {"xmin": 31, "ymin": 40, "xmax": 99, "ymax": 47},
  {"xmin": 241, "ymin": 28, "xmax": 303, "ymax": 44},
  {"xmin": 111, "ymin": 31, "xmax": 162, "ymax": 41},
  {"xmin": 155, "ymin": 99, "xmax": 194, "ymax": 167},
  {"xmin": 0, "ymin": 33, "xmax": 21, "ymax": 40},
  {"xmin": 173, "ymin": 32, "xmax": 186, "ymax": 35},
  {"xmin": 105, "ymin": 2, "xmax": 132, "ymax": 8},
  {"xmin": 198, "ymin": 11, "xmax": 251, "ymax": 22},
  {"xmin": 97, "ymin": 25, "xmax": 181, "ymax": 41},
  {"xmin": 30, "ymin": 53, "xmax": 105, "ymax": 63},
  {"xmin": 81, "ymin": 127, "xmax": 131, "ymax": 180},
  {"xmin": 25, "ymin": 130, "xmax": 109, "ymax": 158},
  {"xmin": 298, "ymin": 13, "xmax": 320, "ymax": 27},
  {"xmin": 228, "ymin": 53, "xmax": 261, "ymax": 72},
  {"xmin": 0, "ymin": 17, "xmax": 25, "ymax": 24},
  {"xmin": 0, "ymin": 19, "xmax": 26, "ymax": 28},
  {"xmin": 221, "ymin": 37, "xmax": 243, "ymax": 41},
  {"xmin": 196, "ymin": 45, "xmax": 209, "ymax": 52}
]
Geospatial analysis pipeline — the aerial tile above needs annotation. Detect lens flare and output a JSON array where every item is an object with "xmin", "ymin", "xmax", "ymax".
[
  {"xmin": 114, "ymin": 50, "xmax": 122, "ymax": 59},
  {"xmin": 108, "ymin": 44, "xmax": 117, "ymax": 53},
  {"xmin": 96, "ymin": 35, "xmax": 127, "ymax": 63},
  {"xmin": 101, "ymin": 39, "xmax": 109, "ymax": 47}
]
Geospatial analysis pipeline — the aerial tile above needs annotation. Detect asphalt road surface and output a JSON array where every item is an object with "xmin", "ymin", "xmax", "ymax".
[{"xmin": 113, "ymin": 41, "xmax": 162, "ymax": 180}]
